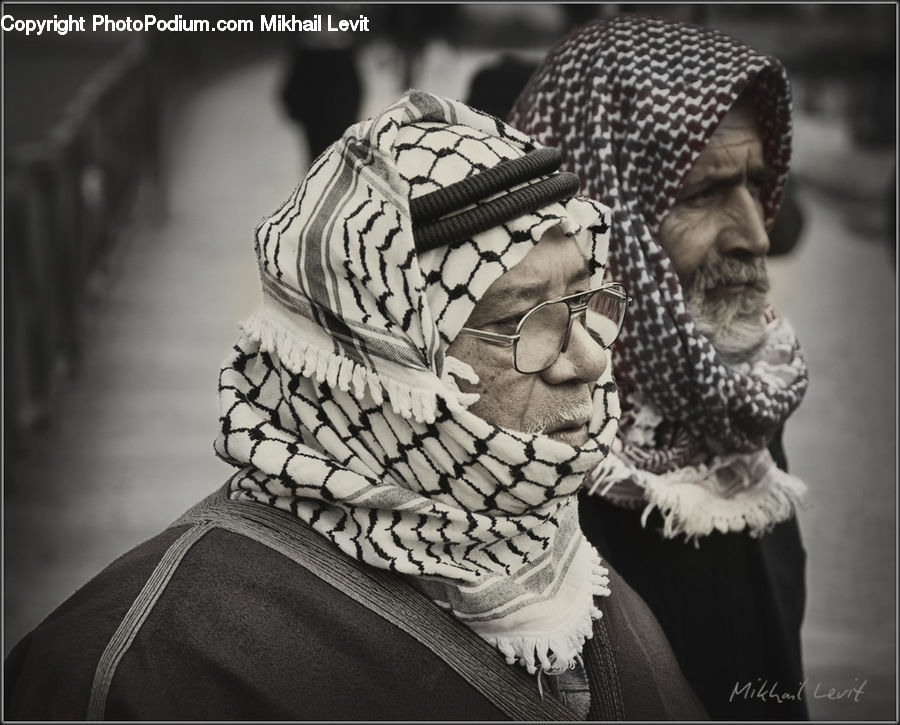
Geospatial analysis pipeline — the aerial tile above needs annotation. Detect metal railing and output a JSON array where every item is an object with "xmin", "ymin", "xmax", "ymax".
[{"xmin": 4, "ymin": 38, "xmax": 162, "ymax": 454}]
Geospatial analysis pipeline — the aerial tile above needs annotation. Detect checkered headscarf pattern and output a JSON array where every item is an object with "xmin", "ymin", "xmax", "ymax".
[
  {"xmin": 509, "ymin": 16, "xmax": 809, "ymax": 539},
  {"xmin": 215, "ymin": 91, "xmax": 619, "ymax": 673}
]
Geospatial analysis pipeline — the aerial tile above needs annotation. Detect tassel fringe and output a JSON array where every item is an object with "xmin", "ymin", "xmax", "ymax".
[
  {"xmin": 240, "ymin": 311, "xmax": 458, "ymax": 424},
  {"xmin": 586, "ymin": 450, "xmax": 807, "ymax": 544},
  {"xmin": 638, "ymin": 466, "xmax": 807, "ymax": 545},
  {"xmin": 487, "ymin": 547, "xmax": 610, "ymax": 676}
]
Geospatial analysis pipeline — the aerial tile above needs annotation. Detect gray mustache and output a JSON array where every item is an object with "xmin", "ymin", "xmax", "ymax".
[
  {"xmin": 688, "ymin": 256, "xmax": 770, "ymax": 293},
  {"xmin": 524, "ymin": 401, "xmax": 596, "ymax": 435}
]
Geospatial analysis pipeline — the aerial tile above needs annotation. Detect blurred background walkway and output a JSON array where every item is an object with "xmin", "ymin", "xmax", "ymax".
[{"xmin": 4, "ymin": 4, "xmax": 896, "ymax": 721}]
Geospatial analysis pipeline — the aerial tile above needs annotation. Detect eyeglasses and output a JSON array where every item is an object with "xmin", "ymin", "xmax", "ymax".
[{"xmin": 457, "ymin": 282, "xmax": 631, "ymax": 374}]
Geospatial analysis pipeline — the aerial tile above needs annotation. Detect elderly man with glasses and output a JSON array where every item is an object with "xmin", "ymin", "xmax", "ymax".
[{"xmin": 5, "ymin": 91, "xmax": 706, "ymax": 721}]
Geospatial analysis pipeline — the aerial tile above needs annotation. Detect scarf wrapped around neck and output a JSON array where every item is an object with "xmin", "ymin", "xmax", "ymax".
[
  {"xmin": 509, "ymin": 15, "xmax": 809, "ymax": 541},
  {"xmin": 214, "ymin": 91, "xmax": 620, "ymax": 674}
]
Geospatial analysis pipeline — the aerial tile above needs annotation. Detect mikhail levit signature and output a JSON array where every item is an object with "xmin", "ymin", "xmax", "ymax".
[{"xmin": 730, "ymin": 678, "xmax": 867, "ymax": 704}]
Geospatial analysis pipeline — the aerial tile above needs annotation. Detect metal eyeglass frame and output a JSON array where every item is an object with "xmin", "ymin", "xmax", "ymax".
[{"xmin": 457, "ymin": 282, "xmax": 631, "ymax": 374}]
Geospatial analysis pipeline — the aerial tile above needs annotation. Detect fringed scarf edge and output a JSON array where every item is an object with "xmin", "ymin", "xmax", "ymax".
[
  {"xmin": 238, "ymin": 308, "xmax": 478, "ymax": 425},
  {"xmin": 585, "ymin": 449, "xmax": 807, "ymax": 544},
  {"xmin": 474, "ymin": 540, "xmax": 612, "ymax": 675}
]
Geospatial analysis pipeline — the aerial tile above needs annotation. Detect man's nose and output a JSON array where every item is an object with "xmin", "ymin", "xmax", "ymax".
[
  {"xmin": 716, "ymin": 187, "xmax": 770, "ymax": 258},
  {"xmin": 541, "ymin": 319, "xmax": 609, "ymax": 385}
]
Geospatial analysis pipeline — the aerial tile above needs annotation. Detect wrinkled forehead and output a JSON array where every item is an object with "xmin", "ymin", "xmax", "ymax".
[
  {"xmin": 719, "ymin": 94, "xmax": 759, "ymax": 129},
  {"xmin": 471, "ymin": 230, "xmax": 590, "ymax": 314},
  {"xmin": 687, "ymin": 98, "xmax": 765, "ymax": 172}
]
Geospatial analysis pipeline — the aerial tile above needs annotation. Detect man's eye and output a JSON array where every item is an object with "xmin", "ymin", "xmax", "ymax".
[
  {"xmin": 748, "ymin": 167, "xmax": 777, "ymax": 195},
  {"xmin": 679, "ymin": 186, "xmax": 717, "ymax": 206},
  {"xmin": 746, "ymin": 177, "xmax": 766, "ymax": 198},
  {"xmin": 488, "ymin": 315, "xmax": 522, "ymax": 333}
]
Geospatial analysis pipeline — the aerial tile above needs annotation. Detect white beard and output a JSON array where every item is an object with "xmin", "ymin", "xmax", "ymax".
[
  {"xmin": 692, "ymin": 308, "xmax": 768, "ymax": 366},
  {"xmin": 683, "ymin": 252, "xmax": 770, "ymax": 366}
]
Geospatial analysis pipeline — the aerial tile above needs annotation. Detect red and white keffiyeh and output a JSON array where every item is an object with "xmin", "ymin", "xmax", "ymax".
[{"xmin": 509, "ymin": 15, "xmax": 809, "ymax": 540}]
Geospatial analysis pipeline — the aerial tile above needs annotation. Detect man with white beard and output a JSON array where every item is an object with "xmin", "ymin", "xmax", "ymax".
[
  {"xmin": 666, "ymin": 96, "xmax": 777, "ymax": 367},
  {"xmin": 510, "ymin": 14, "xmax": 811, "ymax": 721}
]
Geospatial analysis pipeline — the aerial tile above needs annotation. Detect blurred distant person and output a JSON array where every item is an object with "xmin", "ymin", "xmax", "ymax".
[
  {"xmin": 465, "ymin": 54, "xmax": 537, "ymax": 120},
  {"xmin": 280, "ymin": 18, "xmax": 362, "ymax": 162},
  {"xmin": 511, "ymin": 15, "xmax": 811, "ymax": 720},
  {"xmin": 375, "ymin": 5, "xmax": 462, "ymax": 89}
]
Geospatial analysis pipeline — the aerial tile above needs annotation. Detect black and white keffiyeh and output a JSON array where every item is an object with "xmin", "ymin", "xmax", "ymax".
[
  {"xmin": 509, "ymin": 15, "xmax": 809, "ymax": 541},
  {"xmin": 214, "ymin": 91, "xmax": 619, "ymax": 674}
]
